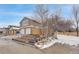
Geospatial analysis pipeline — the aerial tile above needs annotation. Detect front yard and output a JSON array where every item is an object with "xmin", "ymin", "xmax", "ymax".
[{"xmin": 0, "ymin": 35, "xmax": 79, "ymax": 54}]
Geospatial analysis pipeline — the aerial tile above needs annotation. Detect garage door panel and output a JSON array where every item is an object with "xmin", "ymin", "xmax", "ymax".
[
  {"xmin": 20, "ymin": 29, "xmax": 25, "ymax": 34},
  {"xmin": 25, "ymin": 28, "xmax": 31, "ymax": 34}
]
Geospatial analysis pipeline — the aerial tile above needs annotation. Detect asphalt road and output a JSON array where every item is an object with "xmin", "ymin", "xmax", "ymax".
[{"xmin": 0, "ymin": 37, "xmax": 43, "ymax": 54}]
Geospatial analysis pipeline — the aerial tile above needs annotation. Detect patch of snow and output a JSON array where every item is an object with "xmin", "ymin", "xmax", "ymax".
[
  {"xmin": 35, "ymin": 35, "xmax": 79, "ymax": 49},
  {"xmin": 56, "ymin": 35, "xmax": 79, "ymax": 46},
  {"xmin": 35, "ymin": 40, "xmax": 56, "ymax": 49}
]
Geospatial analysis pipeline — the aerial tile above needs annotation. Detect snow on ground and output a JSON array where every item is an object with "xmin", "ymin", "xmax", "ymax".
[
  {"xmin": 35, "ymin": 40, "xmax": 57, "ymax": 49},
  {"xmin": 35, "ymin": 35, "xmax": 79, "ymax": 49},
  {"xmin": 57, "ymin": 35, "xmax": 79, "ymax": 46}
]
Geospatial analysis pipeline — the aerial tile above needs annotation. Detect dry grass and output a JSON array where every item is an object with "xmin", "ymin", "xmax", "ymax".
[{"xmin": 58, "ymin": 32, "xmax": 79, "ymax": 36}]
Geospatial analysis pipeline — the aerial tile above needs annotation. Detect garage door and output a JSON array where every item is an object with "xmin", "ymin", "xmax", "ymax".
[
  {"xmin": 20, "ymin": 29, "xmax": 25, "ymax": 34},
  {"xmin": 25, "ymin": 28, "xmax": 31, "ymax": 34}
]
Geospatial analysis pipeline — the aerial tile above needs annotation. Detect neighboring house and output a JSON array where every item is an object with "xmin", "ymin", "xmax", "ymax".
[
  {"xmin": 0, "ymin": 28, "xmax": 8, "ymax": 36},
  {"xmin": 20, "ymin": 17, "xmax": 41, "ymax": 36},
  {"xmin": 7, "ymin": 25, "xmax": 20, "ymax": 35}
]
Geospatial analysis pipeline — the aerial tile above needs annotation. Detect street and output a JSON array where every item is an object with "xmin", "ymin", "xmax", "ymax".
[{"xmin": 0, "ymin": 37, "xmax": 43, "ymax": 54}]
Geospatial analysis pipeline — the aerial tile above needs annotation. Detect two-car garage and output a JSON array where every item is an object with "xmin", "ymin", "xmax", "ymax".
[
  {"xmin": 20, "ymin": 28, "xmax": 31, "ymax": 35},
  {"xmin": 20, "ymin": 27, "xmax": 41, "ymax": 36}
]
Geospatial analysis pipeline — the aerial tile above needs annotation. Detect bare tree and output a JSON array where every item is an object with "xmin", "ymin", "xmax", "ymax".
[
  {"xmin": 56, "ymin": 19, "xmax": 73, "ymax": 32},
  {"xmin": 72, "ymin": 5, "xmax": 79, "ymax": 36},
  {"xmin": 34, "ymin": 4, "xmax": 49, "ymax": 39},
  {"xmin": 50, "ymin": 5, "xmax": 61, "ymax": 39}
]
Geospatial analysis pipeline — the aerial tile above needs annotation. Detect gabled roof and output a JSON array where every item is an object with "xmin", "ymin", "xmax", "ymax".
[
  {"xmin": 0, "ymin": 28, "xmax": 8, "ymax": 31},
  {"xmin": 8, "ymin": 25, "xmax": 20, "ymax": 28},
  {"xmin": 20, "ymin": 17, "xmax": 40, "ymax": 24}
]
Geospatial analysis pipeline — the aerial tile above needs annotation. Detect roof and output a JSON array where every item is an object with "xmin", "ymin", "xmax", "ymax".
[
  {"xmin": 9, "ymin": 27, "xmax": 20, "ymax": 30},
  {"xmin": 20, "ymin": 17, "xmax": 41, "ymax": 24},
  {"xmin": 8, "ymin": 25, "xmax": 19, "ymax": 28},
  {"xmin": 0, "ymin": 28, "xmax": 8, "ymax": 31}
]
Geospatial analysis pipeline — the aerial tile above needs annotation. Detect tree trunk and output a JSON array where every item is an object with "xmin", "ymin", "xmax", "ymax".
[{"xmin": 76, "ymin": 23, "xmax": 78, "ymax": 36}]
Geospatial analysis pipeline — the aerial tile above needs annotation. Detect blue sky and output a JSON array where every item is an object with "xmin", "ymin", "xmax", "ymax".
[{"xmin": 0, "ymin": 4, "xmax": 73, "ymax": 27}]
